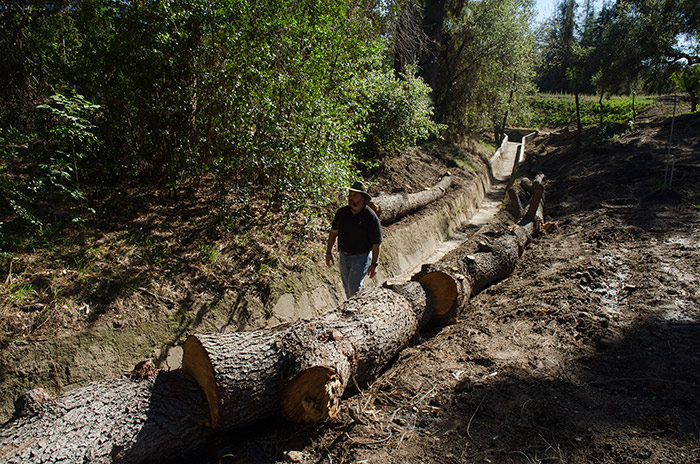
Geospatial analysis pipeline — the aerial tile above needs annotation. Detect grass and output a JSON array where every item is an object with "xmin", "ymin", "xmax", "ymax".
[
  {"xmin": 436, "ymin": 144, "xmax": 482, "ymax": 172},
  {"xmin": 199, "ymin": 242, "xmax": 218, "ymax": 264},
  {"xmin": 7, "ymin": 282, "xmax": 37, "ymax": 302},
  {"xmin": 519, "ymin": 93, "xmax": 656, "ymax": 129}
]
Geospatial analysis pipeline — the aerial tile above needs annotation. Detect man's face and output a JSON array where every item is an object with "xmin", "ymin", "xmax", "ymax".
[{"xmin": 348, "ymin": 190, "xmax": 365, "ymax": 212}]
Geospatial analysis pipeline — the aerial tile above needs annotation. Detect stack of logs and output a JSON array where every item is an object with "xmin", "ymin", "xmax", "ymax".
[{"xmin": 0, "ymin": 175, "xmax": 545, "ymax": 464}]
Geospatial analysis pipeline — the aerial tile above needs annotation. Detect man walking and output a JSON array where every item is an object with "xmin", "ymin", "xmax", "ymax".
[{"xmin": 325, "ymin": 181, "xmax": 382, "ymax": 298}]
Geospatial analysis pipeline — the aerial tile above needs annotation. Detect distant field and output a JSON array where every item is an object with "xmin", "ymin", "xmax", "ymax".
[{"xmin": 518, "ymin": 93, "xmax": 656, "ymax": 129}]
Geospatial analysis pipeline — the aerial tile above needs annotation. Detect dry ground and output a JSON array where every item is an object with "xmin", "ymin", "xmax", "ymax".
[{"xmin": 204, "ymin": 107, "xmax": 700, "ymax": 463}]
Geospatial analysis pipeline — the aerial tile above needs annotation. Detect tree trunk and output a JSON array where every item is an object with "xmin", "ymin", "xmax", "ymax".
[
  {"xmin": 418, "ymin": 0, "xmax": 446, "ymax": 94},
  {"xmin": 575, "ymin": 91, "xmax": 582, "ymax": 143},
  {"xmin": 414, "ymin": 176, "xmax": 545, "ymax": 322},
  {"xmin": 183, "ymin": 283, "xmax": 431, "ymax": 427},
  {"xmin": 371, "ymin": 173, "xmax": 452, "ymax": 225},
  {"xmin": 0, "ymin": 370, "xmax": 210, "ymax": 464},
  {"xmin": 507, "ymin": 188, "xmax": 524, "ymax": 217}
]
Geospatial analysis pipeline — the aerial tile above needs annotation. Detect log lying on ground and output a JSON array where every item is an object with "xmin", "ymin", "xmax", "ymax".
[
  {"xmin": 415, "ymin": 175, "xmax": 546, "ymax": 323},
  {"xmin": 371, "ymin": 173, "xmax": 452, "ymax": 225},
  {"xmin": 183, "ymin": 283, "xmax": 430, "ymax": 428},
  {"xmin": 0, "ymin": 369, "xmax": 209, "ymax": 464},
  {"xmin": 0, "ymin": 284, "xmax": 435, "ymax": 464}
]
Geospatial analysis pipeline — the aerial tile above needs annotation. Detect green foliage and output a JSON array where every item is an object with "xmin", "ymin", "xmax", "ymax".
[
  {"xmin": 198, "ymin": 242, "xmax": 218, "ymax": 264},
  {"xmin": 224, "ymin": 1, "xmax": 365, "ymax": 213},
  {"xmin": 359, "ymin": 65, "xmax": 444, "ymax": 155},
  {"xmin": 0, "ymin": 0, "xmax": 449, "ymax": 245},
  {"xmin": 7, "ymin": 282, "xmax": 37, "ymax": 303},
  {"xmin": 537, "ymin": 0, "xmax": 700, "ymax": 97},
  {"xmin": 438, "ymin": 0, "xmax": 536, "ymax": 140},
  {"xmin": 535, "ymin": 0, "xmax": 581, "ymax": 93},
  {"xmin": 36, "ymin": 93, "xmax": 100, "ymax": 199},
  {"xmin": 522, "ymin": 94, "xmax": 654, "ymax": 128},
  {"xmin": 671, "ymin": 64, "xmax": 700, "ymax": 111},
  {"xmin": 0, "ymin": 92, "xmax": 100, "ymax": 252}
]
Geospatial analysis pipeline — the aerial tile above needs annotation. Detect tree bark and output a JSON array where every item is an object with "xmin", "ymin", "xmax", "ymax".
[
  {"xmin": 414, "ymin": 177, "xmax": 545, "ymax": 322},
  {"xmin": 0, "ymin": 370, "xmax": 210, "ymax": 464},
  {"xmin": 182, "ymin": 329, "xmax": 287, "ymax": 430},
  {"xmin": 507, "ymin": 187, "xmax": 524, "ymax": 217},
  {"xmin": 183, "ymin": 283, "xmax": 431, "ymax": 427},
  {"xmin": 371, "ymin": 173, "xmax": 452, "ymax": 225},
  {"xmin": 418, "ymin": 0, "xmax": 446, "ymax": 94}
]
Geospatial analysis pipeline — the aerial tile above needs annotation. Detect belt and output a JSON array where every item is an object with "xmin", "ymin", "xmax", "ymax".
[{"xmin": 340, "ymin": 250, "xmax": 369, "ymax": 256}]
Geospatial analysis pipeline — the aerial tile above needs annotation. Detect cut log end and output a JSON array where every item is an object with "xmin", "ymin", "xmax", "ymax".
[
  {"xmin": 281, "ymin": 366, "xmax": 342, "ymax": 423},
  {"xmin": 417, "ymin": 271, "xmax": 458, "ymax": 321},
  {"xmin": 182, "ymin": 335, "xmax": 219, "ymax": 428}
]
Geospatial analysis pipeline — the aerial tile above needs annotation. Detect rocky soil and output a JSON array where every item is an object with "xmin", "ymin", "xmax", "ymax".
[{"xmin": 205, "ymin": 106, "xmax": 700, "ymax": 463}]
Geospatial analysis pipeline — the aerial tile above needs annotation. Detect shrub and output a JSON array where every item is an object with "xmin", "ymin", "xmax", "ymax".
[{"xmin": 358, "ymin": 66, "xmax": 444, "ymax": 156}]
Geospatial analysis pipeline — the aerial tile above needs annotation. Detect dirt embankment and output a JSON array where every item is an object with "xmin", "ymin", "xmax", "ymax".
[{"xmin": 205, "ymin": 111, "xmax": 700, "ymax": 463}]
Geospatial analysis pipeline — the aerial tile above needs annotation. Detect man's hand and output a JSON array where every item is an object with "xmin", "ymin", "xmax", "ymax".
[
  {"xmin": 325, "ymin": 230, "xmax": 338, "ymax": 267},
  {"xmin": 367, "ymin": 263, "xmax": 377, "ymax": 278}
]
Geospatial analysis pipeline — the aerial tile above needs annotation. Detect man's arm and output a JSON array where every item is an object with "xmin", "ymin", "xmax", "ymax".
[
  {"xmin": 368, "ymin": 243, "xmax": 380, "ymax": 278},
  {"xmin": 326, "ymin": 229, "xmax": 338, "ymax": 266}
]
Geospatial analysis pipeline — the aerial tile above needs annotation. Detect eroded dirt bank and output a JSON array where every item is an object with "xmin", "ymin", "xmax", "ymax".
[{"xmin": 203, "ymin": 114, "xmax": 700, "ymax": 463}]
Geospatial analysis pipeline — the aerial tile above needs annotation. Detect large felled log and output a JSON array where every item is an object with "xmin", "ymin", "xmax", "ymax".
[
  {"xmin": 0, "ymin": 370, "xmax": 210, "ymax": 464},
  {"xmin": 0, "ymin": 284, "xmax": 437, "ymax": 463},
  {"xmin": 415, "ymin": 177, "xmax": 546, "ymax": 322},
  {"xmin": 183, "ymin": 283, "xmax": 432, "ymax": 428},
  {"xmin": 371, "ymin": 173, "xmax": 452, "ymax": 225},
  {"xmin": 182, "ymin": 180, "xmax": 546, "ymax": 427}
]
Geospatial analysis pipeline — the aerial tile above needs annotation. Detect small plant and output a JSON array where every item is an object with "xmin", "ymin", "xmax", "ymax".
[
  {"xmin": 199, "ymin": 243, "xmax": 218, "ymax": 264},
  {"xmin": 136, "ymin": 236, "xmax": 170, "ymax": 269},
  {"xmin": 258, "ymin": 256, "xmax": 279, "ymax": 276},
  {"xmin": 37, "ymin": 93, "xmax": 100, "ymax": 188},
  {"xmin": 7, "ymin": 282, "xmax": 37, "ymax": 302},
  {"xmin": 71, "ymin": 247, "xmax": 101, "ymax": 274}
]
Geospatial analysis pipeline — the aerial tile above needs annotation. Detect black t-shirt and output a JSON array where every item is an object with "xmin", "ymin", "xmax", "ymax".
[{"xmin": 331, "ymin": 205, "xmax": 382, "ymax": 255}]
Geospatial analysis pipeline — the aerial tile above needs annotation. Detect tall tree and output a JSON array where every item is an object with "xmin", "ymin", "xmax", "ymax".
[
  {"xmin": 417, "ymin": 0, "xmax": 446, "ymax": 92},
  {"xmin": 536, "ymin": 0, "xmax": 580, "ymax": 92},
  {"xmin": 433, "ymin": 0, "xmax": 536, "ymax": 140},
  {"xmin": 590, "ymin": 0, "xmax": 699, "ymax": 96}
]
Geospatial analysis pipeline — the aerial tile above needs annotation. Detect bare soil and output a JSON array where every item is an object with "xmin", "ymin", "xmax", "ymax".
[{"xmin": 205, "ymin": 104, "xmax": 700, "ymax": 463}]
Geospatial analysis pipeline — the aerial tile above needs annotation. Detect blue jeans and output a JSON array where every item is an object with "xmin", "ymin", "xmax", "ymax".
[{"xmin": 339, "ymin": 252, "xmax": 372, "ymax": 298}]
